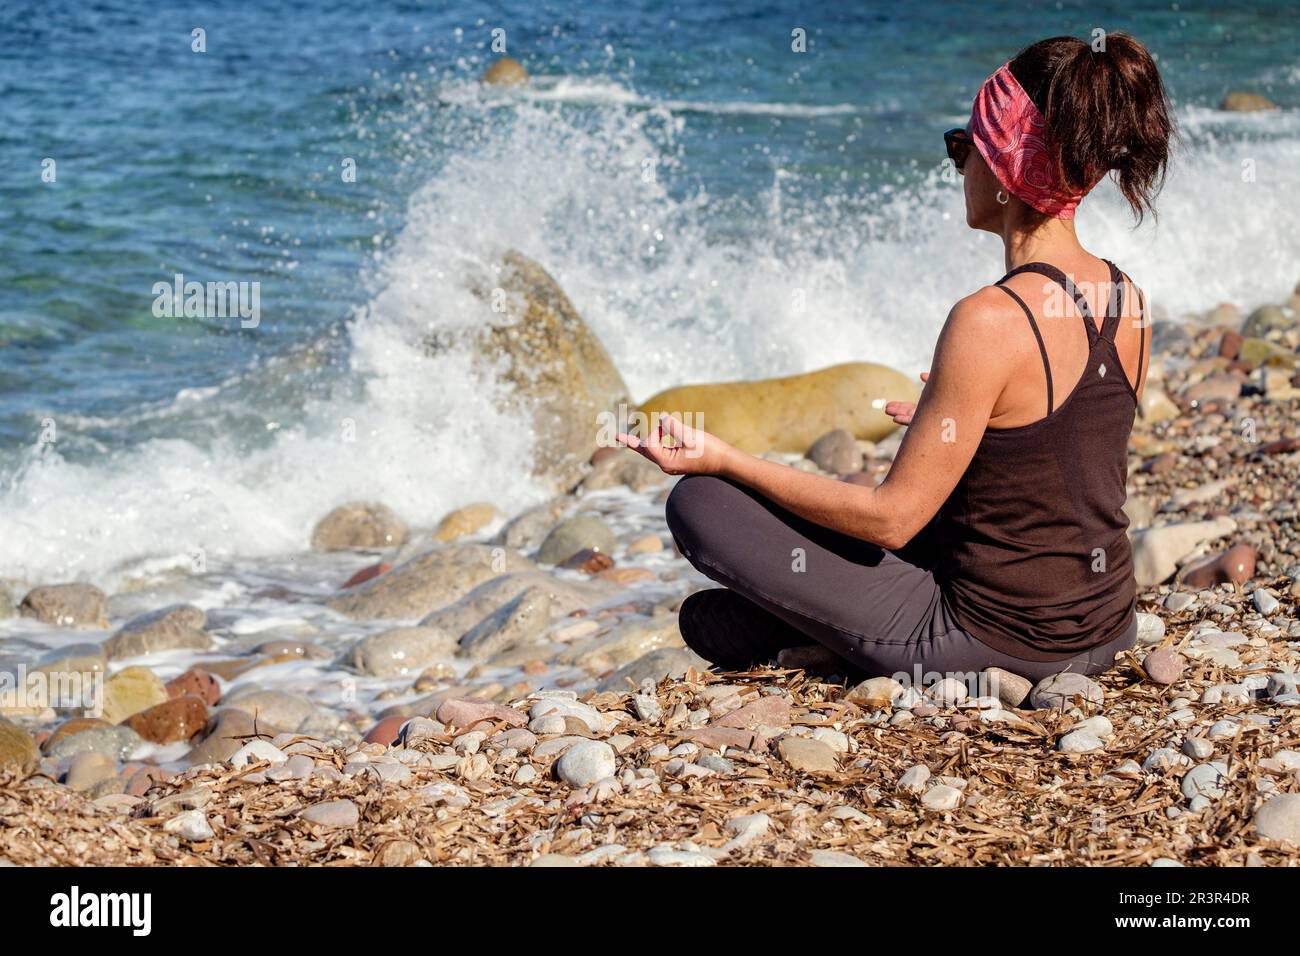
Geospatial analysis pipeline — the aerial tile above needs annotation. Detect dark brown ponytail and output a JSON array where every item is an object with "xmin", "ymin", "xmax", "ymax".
[{"xmin": 1009, "ymin": 33, "xmax": 1174, "ymax": 222}]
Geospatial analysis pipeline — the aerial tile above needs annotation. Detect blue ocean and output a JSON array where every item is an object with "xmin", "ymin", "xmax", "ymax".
[{"xmin": 2, "ymin": 0, "xmax": 1299, "ymax": 583}]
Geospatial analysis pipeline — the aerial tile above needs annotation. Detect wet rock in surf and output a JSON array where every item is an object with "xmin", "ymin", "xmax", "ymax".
[
  {"xmin": 636, "ymin": 362, "xmax": 916, "ymax": 455},
  {"xmin": 555, "ymin": 615, "xmax": 684, "ymax": 675},
  {"xmin": 537, "ymin": 515, "xmax": 616, "ymax": 566},
  {"xmin": 493, "ymin": 500, "xmax": 568, "ymax": 550},
  {"xmin": 19, "ymin": 583, "xmax": 109, "ymax": 629},
  {"xmin": 420, "ymin": 570, "xmax": 613, "ymax": 642},
  {"xmin": 440, "ymin": 251, "xmax": 631, "ymax": 489},
  {"xmin": 578, "ymin": 448, "xmax": 667, "ymax": 493},
  {"xmin": 482, "ymin": 56, "xmax": 529, "ymax": 86},
  {"xmin": 458, "ymin": 585, "xmax": 554, "ymax": 660},
  {"xmin": 434, "ymin": 502, "xmax": 502, "ymax": 542},
  {"xmin": 325, "ymin": 542, "xmax": 534, "ymax": 620},
  {"xmin": 349, "ymin": 626, "xmax": 457, "ymax": 678},
  {"xmin": 103, "ymin": 604, "xmax": 211, "ymax": 660},
  {"xmin": 310, "ymin": 501, "xmax": 409, "ymax": 552}
]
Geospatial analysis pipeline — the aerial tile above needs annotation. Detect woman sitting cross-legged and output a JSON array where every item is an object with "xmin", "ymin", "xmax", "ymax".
[{"xmin": 619, "ymin": 33, "xmax": 1173, "ymax": 684}]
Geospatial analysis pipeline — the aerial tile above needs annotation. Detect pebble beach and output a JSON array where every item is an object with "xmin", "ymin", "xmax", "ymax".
[
  {"xmin": 5, "ymin": 2, "xmax": 1300, "ymax": 874},
  {"xmin": 4, "ymin": 282, "xmax": 1300, "ymax": 867}
]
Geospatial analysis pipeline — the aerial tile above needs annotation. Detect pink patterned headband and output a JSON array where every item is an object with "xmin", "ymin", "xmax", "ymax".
[{"xmin": 970, "ymin": 62, "xmax": 1086, "ymax": 220}]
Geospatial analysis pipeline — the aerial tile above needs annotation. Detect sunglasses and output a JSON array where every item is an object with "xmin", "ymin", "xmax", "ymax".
[{"xmin": 944, "ymin": 128, "xmax": 973, "ymax": 173}]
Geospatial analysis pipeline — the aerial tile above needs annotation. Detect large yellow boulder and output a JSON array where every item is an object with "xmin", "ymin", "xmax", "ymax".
[{"xmin": 635, "ymin": 362, "xmax": 916, "ymax": 455}]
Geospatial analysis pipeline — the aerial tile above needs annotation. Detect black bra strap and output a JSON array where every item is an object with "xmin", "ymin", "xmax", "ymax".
[
  {"xmin": 1099, "ymin": 259, "xmax": 1126, "ymax": 343},
  {"xmin": 1000, "ymin": 261, "xmax": 1098, "ymax": 346},
  {"xmin": 996, "ymin": 284, "xmax": 1054, "ymax": 416},
  {"xmin": 1135, "ymin": 285, "xmax": 1148, "ymax": 395}
]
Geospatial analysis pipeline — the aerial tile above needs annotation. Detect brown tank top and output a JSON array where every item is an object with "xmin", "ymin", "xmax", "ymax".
[{"xmin": 935, "ymin": 259, "xmax": 1145, "ymax": 662}]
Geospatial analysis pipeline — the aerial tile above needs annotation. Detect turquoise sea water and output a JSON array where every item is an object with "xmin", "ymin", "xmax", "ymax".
[{"xmin": 1, "ymin": 0, "xmax": 1298, "ymax": 581}]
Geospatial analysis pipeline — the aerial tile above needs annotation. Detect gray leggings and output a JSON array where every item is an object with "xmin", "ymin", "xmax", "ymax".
[{"xmin": 664, "ymin": 475, "xmax": 1136, "ymax": 683}]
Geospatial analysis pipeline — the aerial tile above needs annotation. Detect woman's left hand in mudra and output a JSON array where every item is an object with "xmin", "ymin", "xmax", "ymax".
[{"xmin": 618, "ymin": 413, "xmax": 732, "ymax": 476}]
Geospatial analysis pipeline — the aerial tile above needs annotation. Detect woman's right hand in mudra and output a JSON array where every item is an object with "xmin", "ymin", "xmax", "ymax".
[
  {"xmin": 618, "ymin": 413, "xmax": 732, "ymax": 477},
  {"xmin": 884, "ymin": 371, "xmax": 929, "ymax": 426}
]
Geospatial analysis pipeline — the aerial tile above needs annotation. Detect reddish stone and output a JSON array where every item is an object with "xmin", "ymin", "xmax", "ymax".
[
  {"xmin": 678, "ymin": 727, "xmax": 765, "ymax": 751},
  {"xmin": 522, "ymin": 659, "xmax": 548, "ymax": 675},
  {"xmin": 342, "ymin": 561, "xmax": 392, "ymax": 589},
  {"xmin": 590, "ymin": 446, "xmax": 620, "ymax": 465},
  {"xmin": 1218, "ymin": 329, "xmax": 1243, "ymax": 361},
  {"xmin": 363, "ymin": 715, "xmax": 407, "ymax": 746},
  {"xmin": 123, "ymin": 696, "xmax": 209, "ymax": 744},
  {"xmin": 1143, "ymin": 452, "xmax": 1178, "ymax": 475},
  {"xmin": 1260, "ymin": 438, "xmax": 1300, "ymax": 456},
  {"xmin": 559, "ymin": 549, "xmax": 615, "ymax": 574},
  {"xmin": 42, "ymin": 717, "xmax": 113, "ymax": 754},
  {"xmin": 166, "ymin": 668, "xmax": 221, "ymax": 707},
  {"xmin": 715, "ymin": 696, "xmax": 791, "ymax": 731},
  {"xmin": 1143, "ymin": 647, "xmax": 1185, "ymax": 685},
  {"xmin": 435, "ymin": 698, "xmax": 527, "ymax": 731},
  {"xmin": 1180, "ymin": 543, "xmax": 1257, "ymax": 589}
]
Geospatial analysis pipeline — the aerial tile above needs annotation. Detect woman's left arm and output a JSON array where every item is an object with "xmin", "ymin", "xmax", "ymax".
[{"xmin": 622, "ymin": 290, "xmax": 1015, "ymax": 549}]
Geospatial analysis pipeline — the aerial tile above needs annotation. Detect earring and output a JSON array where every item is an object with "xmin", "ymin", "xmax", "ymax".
[{"xmin": 996, "ymin": 190, "xmax": 1009, "ymax": 205}]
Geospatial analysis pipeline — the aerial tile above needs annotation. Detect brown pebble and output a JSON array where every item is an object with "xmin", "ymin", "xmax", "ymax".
[
  {"xmin": 560, "ymin": 549, "xmax": 615, "ymax": 573},
  {"xmin": 1180, "ymin": 543, "xmax": 1257, "ymax": 589},
  {"xmin": 165, "ymin": 668, "xmax": 221, "ymax": 707},
  {"xmin": 1218, "ymin": 329, "xmax": 1243, "ymax": 360},
  {"xmin": 342, "ymin": 561, "xmax": 391, "ymax": 589},
  {"xmin": 841, "ymin": 471, "xmax": 877, "ymax": 487},
  {"xmin": 1259, "ymin": 438, "xmax": 1300, "ymax": 456},
  {"xmin": 363, "ymin": 715, "xmax": 407, "ymax": 746},
  {"xmin": 123, "ymin": 696, "xmax": 209, "ymax": 745}
]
